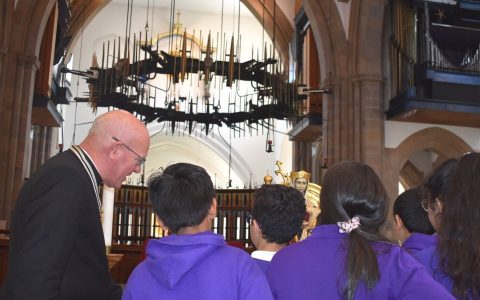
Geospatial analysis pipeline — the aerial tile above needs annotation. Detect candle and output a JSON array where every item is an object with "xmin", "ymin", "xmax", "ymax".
[
  {"xmin": 138, "ymin": 215, "xmax": 142, "ymax": 237},
  {"xmin": 127, "ymin": 213, "xmax": 133, "ymax": 245},
  {"xmin": 223, "ymin": 216, "xmax": 227, "ymax": 239},
  {"xmin": 236, "ymin": 216, "xmax": 240, "ymax": 239},
  {"xmin": 213, "ymin": 217, "xmax": 218, "ymax": 233},
  {"xmin": 118, "ymin": 212, "xmax": 122, "ymax": 236},
  {"xmin": 102, "ymin": 185, "xmax": 115, "ymax": 248},
  {"xmin": 150, "ymin": 212, "xmax": 155, "ymax": 237}
]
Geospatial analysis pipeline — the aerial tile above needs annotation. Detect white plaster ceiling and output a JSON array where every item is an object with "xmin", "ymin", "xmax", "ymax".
[{"xmin": 111, "ymin": 0, "xmax": 253, "ymax": 16}]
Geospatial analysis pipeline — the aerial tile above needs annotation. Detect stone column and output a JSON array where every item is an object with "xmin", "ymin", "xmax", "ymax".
[
  {"xmin": 350, "ymin": 75, "xmax": 385, "ymax": 176},
  {"xmin": 0, "ymin": 51, "xmax": 40, "ymax": 223}
]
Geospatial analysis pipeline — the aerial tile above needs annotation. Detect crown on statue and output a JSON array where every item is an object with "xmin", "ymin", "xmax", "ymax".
[{"xmin": 290, "ymin": 170, "xmax": 311, "ymax": 182}]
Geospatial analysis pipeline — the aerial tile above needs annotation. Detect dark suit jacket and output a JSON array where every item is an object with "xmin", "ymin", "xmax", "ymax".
[{"xmin": 1, "ymin": 149, "xmax": 121, "ymax": 300}]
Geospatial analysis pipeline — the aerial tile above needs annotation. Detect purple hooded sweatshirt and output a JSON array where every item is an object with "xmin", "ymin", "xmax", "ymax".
[
  {"xmin": 122, "ymin": 231, "xmax": 273, "ymax": 300},
  {"xmin": 402, "ymin": 232, "xmax": 437, "ymax": 255},
  {"xmin": 266, "ymin": 225, "xmax": 455, "ymax": 300}
]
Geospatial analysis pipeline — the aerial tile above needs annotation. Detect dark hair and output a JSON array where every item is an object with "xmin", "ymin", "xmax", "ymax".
[
  {"xmin": 318, "ymin": 161, "xmax": 389, "ymax": 300},
  {"xmin": 252, "ymin": 184, "xmax": 306, "ymax": 244},
  {"xmin": 439, "ymin": 152, "xmax": 480, "ymax": 299},
  {"xmin": 393, "ymin": 188, "xmax": 434, "ymax": 234},
  {"xmin": 423, "ymin": 159, "xmax": 458, "ymax": 208},
  {"xmin": 147, "ymin": 163, "xmax": 215, "ymax": 233}
]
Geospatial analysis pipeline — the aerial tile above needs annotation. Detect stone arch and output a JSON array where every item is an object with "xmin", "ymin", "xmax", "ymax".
[
  {"xmin": 349, "ymin": 0, "xmax": 387, "ymax": 77},
  {"xmin": 381, "ymin": 126, "xmax": 471, "ymax": 238},
  {"xmin": 13, "ymin": 0, "xmax": 56, "ymax": 56},
  {"xmin": 395, "ymin": 127, "xmax": 471, "ymax": 168},
  {"xmin": 148, "ymin": 125, "xmax": 253, "ymax": 184},
  {"xmin": 399, "ymin": 160, "xmax": 423, "ymax": 190},
  {"xmin": 303, "ymin": 0, "xmax": 348, "ymax": 82},
  {"xmin": 384, "ymin": 127, "xmax": 472, "ymax": 199},
  {"xmin": 240, "ymin": 0, "xmax": 293, "ymax": 63}
]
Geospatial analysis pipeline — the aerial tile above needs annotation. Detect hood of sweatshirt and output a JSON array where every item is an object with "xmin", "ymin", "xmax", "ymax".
[{"xmin": 145, "ymin": 231, "xmax": 226, "ymax": 289}]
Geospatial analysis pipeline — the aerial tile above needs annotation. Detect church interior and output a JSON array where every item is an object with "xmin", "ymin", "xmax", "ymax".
[{"xmin": 1, "ymin": 0, "xmax": 479, "ymax": 284}]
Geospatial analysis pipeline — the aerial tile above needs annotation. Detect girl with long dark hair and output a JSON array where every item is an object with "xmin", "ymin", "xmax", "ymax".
[
  {"xmin": 266, "ymin": 161, "xmax": 453, "ymax": 299},
  {"xmin": 417, "ymin": 153, "xmax": 480, "ymax": 299}
]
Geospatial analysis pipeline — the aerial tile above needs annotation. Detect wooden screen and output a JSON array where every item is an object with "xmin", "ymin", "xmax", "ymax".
[{"xmin": 110, "ymin": 185, "xmax": 254, "ymax": 247}]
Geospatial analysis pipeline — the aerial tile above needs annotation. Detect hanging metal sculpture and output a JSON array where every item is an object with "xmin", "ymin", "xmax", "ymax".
[{"xmin": 61, "ymin": 2, "xmax": 307, "ymax": 142}]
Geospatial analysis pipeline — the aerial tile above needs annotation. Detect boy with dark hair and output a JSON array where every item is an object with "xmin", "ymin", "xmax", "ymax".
[
  {"xmin": 122, "ymin": 163, "xmax": 273, "ymax": 300},
  {"xmin": 250, "ymin": 184, "xmax": 306, "ymax": 273},
  {"xmin": 392, "ymin": 188, "xmax": 436, "ymax": 254}
]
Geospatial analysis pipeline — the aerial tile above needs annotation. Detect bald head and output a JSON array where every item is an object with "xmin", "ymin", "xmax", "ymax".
[
  {"xmin": 86, "ymin": 110, "xmax": 148, "ymax": 145},
  {"xmin": 80, "ymin": 110, "xmax": 150, "ymax": 188}
]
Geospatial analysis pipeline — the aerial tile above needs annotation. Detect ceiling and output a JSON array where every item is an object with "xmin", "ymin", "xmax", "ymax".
[{"xmin": 110, "ymin": 0, "xmax": 254, "ymax": 16}]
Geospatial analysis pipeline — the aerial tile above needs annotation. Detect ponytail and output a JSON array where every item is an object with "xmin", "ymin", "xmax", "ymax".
[{"xmin": 344, "ymin": 231, "xmax": 380, "ymax": 300}]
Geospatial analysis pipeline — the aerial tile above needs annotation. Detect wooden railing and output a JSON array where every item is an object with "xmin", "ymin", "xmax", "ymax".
[
  {"xmin": 110, "ymin": 185, "xmax": 255, "ymax": 248},
  {"xmin": 108, "ymin": 186, "xmax": 255, "ymax": 282}
]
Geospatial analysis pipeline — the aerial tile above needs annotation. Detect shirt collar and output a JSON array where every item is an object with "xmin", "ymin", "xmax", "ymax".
[{"xmin": 251, "ymin": 250, "xmax": 276, "ymax": 262}]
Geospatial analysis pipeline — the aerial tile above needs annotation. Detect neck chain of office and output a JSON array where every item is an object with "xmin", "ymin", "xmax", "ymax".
[{"xmin": 71, "ymin": 145, "xmax": 103, "ymax": 221}]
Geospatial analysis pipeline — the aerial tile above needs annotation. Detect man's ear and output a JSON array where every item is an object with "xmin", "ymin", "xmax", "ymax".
[{"xmin": 109, "ymin": 142, "xmax": 121, "ymax": 160}]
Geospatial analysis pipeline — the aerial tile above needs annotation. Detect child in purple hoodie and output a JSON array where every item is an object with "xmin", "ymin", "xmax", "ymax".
[
  {"xmin": 249, "ymin": 184, "xmax": 306, "ymax": 273},
  {"xmin": 122, "ymin": 163, "xmax": 273, "ymax": 300},
  {"xmin": 391, "ymin": 188, "xmax": 437, "ymax": 254}
]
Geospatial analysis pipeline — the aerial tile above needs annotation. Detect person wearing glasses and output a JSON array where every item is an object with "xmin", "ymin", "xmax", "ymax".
[
  {"xmin": 1, "ymin": 110, "xmax": 150, "ymax": 300},
  {"xmin": 249, "ymin": 184, "xmax": 306, "ymax": 273},
  {"xmin": 416, "ymin": 153, "xmax": 480, "ymax": 299},
  {"xmin": 421, "ymin": 158, "xmax": 458, "ymax": 232},
  {"xmin": 391, "ymin": 188, "xmax": 436, "ymax": 254},
  {"xmin": 122, "ymin": 163, "xmax": 273, "ymax": 300},
  {"xmin": 266, "ymin": 161, "xmax": 454, "ymax": 300}
]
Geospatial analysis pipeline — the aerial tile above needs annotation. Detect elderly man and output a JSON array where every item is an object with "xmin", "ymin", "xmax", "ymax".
[{"xmin": 2, "ymin": 110, "xmax": 150, "ymax": 300}]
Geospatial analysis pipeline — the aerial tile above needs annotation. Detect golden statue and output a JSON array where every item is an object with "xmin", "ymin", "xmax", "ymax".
[
  {"xmin": 263, "ymin": 171, "xmax": 273, "ymax": 184},
  {"xmin": 274, "ymin": 161, "xmax": 290, "ymax": 186},
  {"xmin": 274, "ymin": 161, "xmax": 321, "ymax": 241}
]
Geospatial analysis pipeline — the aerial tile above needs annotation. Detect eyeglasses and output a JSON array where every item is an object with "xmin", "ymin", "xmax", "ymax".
[
  {"xmin": 421, "ymin": 198, "xmax": 429, "ymax": 212},
  {"xmin": 112, "ymin": 136, "xmax": 146, "ymax": 166}
]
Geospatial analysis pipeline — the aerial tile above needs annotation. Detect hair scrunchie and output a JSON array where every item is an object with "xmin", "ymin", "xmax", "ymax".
[{"xmin": 337, "ymin": 216, "xmax": 360, "ymax": 234}]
